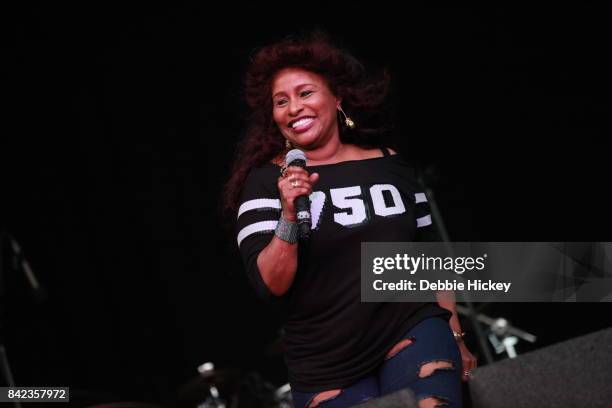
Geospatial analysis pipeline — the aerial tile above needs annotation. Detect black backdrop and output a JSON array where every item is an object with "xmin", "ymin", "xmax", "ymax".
[{"xmin": 2, "ymin": 2, "xmax": 611, "ymax": 406}]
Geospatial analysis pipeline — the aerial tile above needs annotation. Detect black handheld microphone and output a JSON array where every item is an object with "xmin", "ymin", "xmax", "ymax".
[{"xmin": 285, "ymin": 149, "xmax": 311, "ymax": 239}]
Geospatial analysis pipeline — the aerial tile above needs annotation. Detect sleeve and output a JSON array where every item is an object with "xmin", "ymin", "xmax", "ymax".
[
  {"xmin": 236, "ymin": 167, "xmax": 286, "ymax": 303},
  {"xmin": 394, "ymin": 156, "xmax": 443, "ymax": 243},
  {"xmin": 413, "ymin": 186, "xmax": 443, "ymax": 242}
]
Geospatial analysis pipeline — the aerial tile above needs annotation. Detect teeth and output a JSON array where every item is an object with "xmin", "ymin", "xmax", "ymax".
[{"xmin": 291, "ymin": 118, "xmax": 314, "ymax": 128}]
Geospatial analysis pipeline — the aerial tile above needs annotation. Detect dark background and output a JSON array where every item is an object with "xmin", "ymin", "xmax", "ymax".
[{"xmin": 2, "ymin": 2, "xmax": 611, "ymax": 407}]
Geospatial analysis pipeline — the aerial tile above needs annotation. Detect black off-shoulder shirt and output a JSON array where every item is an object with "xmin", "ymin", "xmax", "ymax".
[{"xmin": 236, "ymin": 149, "xmax": 451, "ymax": 392}]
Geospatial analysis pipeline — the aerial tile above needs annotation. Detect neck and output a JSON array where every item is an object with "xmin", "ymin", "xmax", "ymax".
[{"xmin": 303, "ymin": 137, "xmax": 346, "ymax": 166}]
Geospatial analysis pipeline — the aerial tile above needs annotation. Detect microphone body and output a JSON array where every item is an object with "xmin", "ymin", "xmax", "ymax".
[{"xmin": 285, "ymin": 149, "xmax": 311, "ymax": 239}]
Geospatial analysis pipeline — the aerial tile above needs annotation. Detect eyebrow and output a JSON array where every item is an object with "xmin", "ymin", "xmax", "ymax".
[{"xmin": 272, "ymin": 83, "xmax": 318, "ymax": 98}]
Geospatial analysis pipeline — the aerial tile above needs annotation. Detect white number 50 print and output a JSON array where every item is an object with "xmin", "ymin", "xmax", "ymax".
[
  {"xmin": 329, "ymin": 186, "xmax": 368, "ymax": 227},
  {"xmin": 309, "ymin": 191, "xmax": 326, "ymax": 229},
  {"xmin": 308, "ymin": 184, "xmax": 407, "ymax": 230},
  {"xmin": 370, "ymin": 184, "xmax": 406, "ymax": 216}
]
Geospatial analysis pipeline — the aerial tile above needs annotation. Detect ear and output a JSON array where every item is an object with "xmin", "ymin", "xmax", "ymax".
[{"xmin": 336, "ymin": 98, "xmax": 342, "ymax": 108}]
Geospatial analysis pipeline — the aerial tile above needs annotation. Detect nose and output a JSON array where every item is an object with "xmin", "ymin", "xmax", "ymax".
[{"xmin": 288, "ymin": 98, "xmax": 304, "ymax": 116}]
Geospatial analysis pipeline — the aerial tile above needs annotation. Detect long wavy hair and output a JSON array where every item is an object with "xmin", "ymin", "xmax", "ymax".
[{"xmin": 223, "ymin": 31, "xmax": 392, "ymax": 217}]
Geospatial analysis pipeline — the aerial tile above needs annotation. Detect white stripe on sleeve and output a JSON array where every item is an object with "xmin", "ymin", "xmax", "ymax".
[
  {"xmin": 237, "ymin": 220, "xmax": 278, "ymax": 247},
  {"xmin": 416, "ymin": 214, "xmax": 432, "ymax": 228},
  {"xmin": 415, "ymin": 192, "xmax": 427, "ymax": 204},
  {"xmin": 237, "ymin": 198, "xmax": 281, "ymax": 219}
]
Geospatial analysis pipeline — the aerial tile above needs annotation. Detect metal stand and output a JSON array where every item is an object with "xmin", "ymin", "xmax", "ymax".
[
  {"xmin": 420, "ymin": 181, "xmax": 494, "ymax": 364},
  {"xmin": 195, "ymin": 362, "xmax": 227, "ymax": 408},
  {"xmin": 0, "ymin": 229, "xmax": 22, "ymax": 407},
  {"xmin": 420, "ymin": 167, "xmax": 537, "ymax": 363},
  {"xmin": 455, "ymin": 306, "xmax": 537, "ymax": 359}
]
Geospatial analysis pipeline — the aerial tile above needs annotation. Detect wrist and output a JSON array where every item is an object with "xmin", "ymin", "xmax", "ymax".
[
  {"xmin": 275, "ymin": 215, "xmax": 298, "ymax": 243},
  {"xmin": 281, "ymin": 210, "xmax": 297, "ymax": 222},
  {"xmin": 452, "ymin": 330, "xmax": 466, "ymax": 342}
]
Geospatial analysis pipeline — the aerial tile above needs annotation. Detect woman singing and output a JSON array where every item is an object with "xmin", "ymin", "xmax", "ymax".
[{"xmin": 224, "ymin": 32, "xmax": 476, "ymax": 408}]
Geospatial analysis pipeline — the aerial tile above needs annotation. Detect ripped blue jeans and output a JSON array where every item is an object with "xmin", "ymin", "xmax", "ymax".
[{"xmin": 291, "ymin": 317, "xmax": 462, "ymax": 408}]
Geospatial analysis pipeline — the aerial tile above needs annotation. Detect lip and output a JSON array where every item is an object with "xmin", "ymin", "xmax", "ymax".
[
  {"xmin": 289, "ymin": 116, "xmax": 315, "ymax": 134},
  {"xmin": 288, "ymin": 116, "xmax": 315, "ymax": 127}
]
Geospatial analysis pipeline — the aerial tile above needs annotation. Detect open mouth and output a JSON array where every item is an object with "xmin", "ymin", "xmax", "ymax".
[
  {"xmin": 289, "ymin": 117, "xmax": 315, "ymax": 129},
  {"xmin": 289, "ymin": 117, "xmax": 316, "ymax": 133}
]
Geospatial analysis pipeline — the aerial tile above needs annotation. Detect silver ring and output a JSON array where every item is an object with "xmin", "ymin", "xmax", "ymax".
[
  {"xmin": 280, "ymin": 165, "xmax": 289, "ymax": 178},
  {"xmin": 291, "ymin": 180, "xmax": 299, "ymax": 188}
]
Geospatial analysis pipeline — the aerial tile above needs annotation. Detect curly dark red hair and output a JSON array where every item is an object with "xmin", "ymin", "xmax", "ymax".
[{"xmin": 223, "ymin": 31, "xmax": 392, "ymax": 216}]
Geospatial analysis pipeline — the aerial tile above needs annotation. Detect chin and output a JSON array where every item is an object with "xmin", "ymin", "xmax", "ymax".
[{"xmin": 294, "ymin": 131, "xmax": 322, "ymax": 148}]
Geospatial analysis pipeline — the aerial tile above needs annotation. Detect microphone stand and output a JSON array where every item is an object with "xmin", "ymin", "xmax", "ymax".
[
  {"xmin": 455, "ymin": 305, "xmax": 537, "ymax": 359},
  {"xmin": 420, "ymin": 166, "xmax": 538, "ymax": 363},
  {"xmin": 418, "ymin": 169, "xmax": 494, "ymax": 364},
  {"xmin": 0, "ymin": 229, "xmax": 22, "ymax": 408}
]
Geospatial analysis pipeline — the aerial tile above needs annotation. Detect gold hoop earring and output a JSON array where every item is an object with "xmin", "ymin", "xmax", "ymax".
[{"xmin": 338, "ymin": 106, "xmax": 356, "ymax": 129}]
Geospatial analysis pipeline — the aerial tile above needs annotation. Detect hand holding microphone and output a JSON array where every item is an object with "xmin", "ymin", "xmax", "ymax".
[{"xmin": 277, "ymin": 149, "xmax": 319, "ymax": 240}]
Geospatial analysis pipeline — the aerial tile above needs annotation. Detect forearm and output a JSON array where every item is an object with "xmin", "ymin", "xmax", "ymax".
[
  {"xmin": 256, "ymin": 166, "xmax": 315, "ymax": 296},
  {"xmin": 257, "ymin": 234, "xmax": 298, "ymax": 296},
  {"xmin": 436, "ymin": 290, "xmax": 463, "ymax": 333}
]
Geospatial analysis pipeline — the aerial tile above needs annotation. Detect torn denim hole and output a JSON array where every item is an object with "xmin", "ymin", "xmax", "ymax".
[
  {"xmin": 417, "ymin": 360, "xmax": 455, "ymax": 379},
  {"xmin": 306, "ymin": 389, "xmax": 342, "ymax": 408},
  {"xmin": 384, "ymin": 336, "xmax": 415, "ymax": 360},
  {"xmin": 418, "ymin": 395, "xmax": 451, "ymax": 408}
]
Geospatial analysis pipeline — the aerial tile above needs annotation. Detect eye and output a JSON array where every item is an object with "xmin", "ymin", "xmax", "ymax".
[
  {"xmin": 275, "ymin": 99, "xmax": 288, "ymax": 107},
  {"xmin": 300, "ymin": 90, "xmax": 314, "ymax": 97}
]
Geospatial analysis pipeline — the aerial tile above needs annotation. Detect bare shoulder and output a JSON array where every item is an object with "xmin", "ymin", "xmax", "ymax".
[
  {"xmin": 351, "ymin": 145, "xmax": 397, "ymax": 159},
  {"xmin": 352, "ymin": 146, "xmax": 397, "ymax": 158}
]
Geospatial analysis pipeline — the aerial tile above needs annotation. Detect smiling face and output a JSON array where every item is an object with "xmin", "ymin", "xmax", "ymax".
[{"xmin": 271, "ymin": 68, "xmax": 340, "ymax": 150}]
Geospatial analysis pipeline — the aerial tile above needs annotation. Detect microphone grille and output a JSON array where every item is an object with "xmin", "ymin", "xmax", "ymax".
[{"xmin": 285, "ymin": 149, "xmax": 306, "ymax": 165}]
